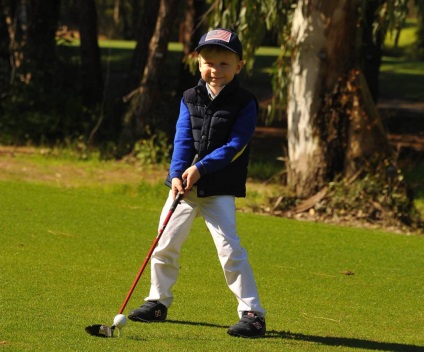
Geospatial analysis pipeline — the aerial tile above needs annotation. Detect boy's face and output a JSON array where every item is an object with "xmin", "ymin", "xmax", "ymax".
[{"xmin": 198, "ymin": 47, "xmax": 243, "ymax": 96}]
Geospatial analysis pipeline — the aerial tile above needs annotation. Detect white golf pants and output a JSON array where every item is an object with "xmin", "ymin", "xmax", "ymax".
[{"xmin": 146, "ymin": 189, "xmax": 265, "ymax": 318}]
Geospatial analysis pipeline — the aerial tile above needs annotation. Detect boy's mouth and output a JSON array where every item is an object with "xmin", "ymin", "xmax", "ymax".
[{"xmin": 210, "ymin": 77, "xmax": 223, "ymax": 83}]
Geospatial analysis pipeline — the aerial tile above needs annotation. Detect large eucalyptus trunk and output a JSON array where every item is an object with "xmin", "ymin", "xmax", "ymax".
[{"xmin": 287, "ymin": 0, "xmax": 392, "ymax": 198}]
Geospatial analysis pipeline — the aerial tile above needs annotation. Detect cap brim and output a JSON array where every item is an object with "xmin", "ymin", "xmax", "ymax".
[{"xmin": 195, "ymin": 43, "xmax": 241, "ymax": 58}]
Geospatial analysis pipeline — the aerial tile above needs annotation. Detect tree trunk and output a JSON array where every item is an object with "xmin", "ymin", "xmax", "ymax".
[
  {"xmin": 78, "ymin": 0, "xmax": 103, "ymax": 107},
  {"xmin": 178, "ymin": 0, "xmax": 205, "ymax": 95},
  {"xmin": 119, "ymin": 0, "xmax": 180, "ymax": 154},
  {"xmin": 0, "ymin": 0, "xmax": 11, "ymax": 98},
  {"xmin": 416, "ymin": 1, "xmax": 424, "ymax": 57},
  {"xmin": 126, "ymin": 0, "xmax": 160, "ymax": 91},
  {"xmin": 25, "ymin": 0, "xmax": 60, "ymax": 85},
  {"xmin": 361, "ymin": 0, "xmax": 384, "ymax": 103},
  {"xmin": 287, "ymin": 0, "xmax": 392, "ymax": 198}
]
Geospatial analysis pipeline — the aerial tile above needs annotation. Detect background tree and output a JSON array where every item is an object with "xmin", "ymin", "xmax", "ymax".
[
  {"xmin": 1, "ymin": 0, "xmax": 68, "ymax": 142},
  {"xmin": 0, "ymin": 0, "xmax": 11, "ymax": 100},
  {"xmin": 0, "ymin": 0, "xmax": 105, "ymax": 143},
  {"xmin": 77, "ymin": 0, "xmax": 105, "ymax": 145},
  {"xmin": 361, "ymin": 0, "xmax": 386, "ymax": 103},
  {"xmin": 286, "ymin": 0, "xmax": 393, "ymax": 197},
  {"xmin": 416, "ymin": 0, "xmax": 424, "ymax": 57},
  {"xmin": 178, "ymin": 0, "xmax": 206, "ymax": 94},
  {"xmin": 126, "ymin": 0, "xmax": 160, "ymax": 91},
  {"xmin": 118, "ymin": 0, "xmax": 181, "ymax": 155},
  {"xmin": 205, "ymin": 0, "xmax": 418, "ymax": 226},
  {"xmin": 77, "ymin": 0, "xmax": 103, "ymax": 108},
  {"xmin": 25, "ymin": 0, "xmax": 59, "ymax": 73}
]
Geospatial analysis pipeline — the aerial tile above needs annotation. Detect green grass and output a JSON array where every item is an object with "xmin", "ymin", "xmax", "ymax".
[
  {"xmin": 384, "ymin": 19, "xmax": 419, "ymax": 50},
  {"xmin": 1, "ymin": 175, "xmax": 424, "ymax": 351},
  {"xmin": 379, "ymin": 18, "xmax": 424, "ymax": 100}
]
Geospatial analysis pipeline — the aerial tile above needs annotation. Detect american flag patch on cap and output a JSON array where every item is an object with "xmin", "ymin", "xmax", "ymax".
[{"xmin": 205, "ymin": 29, "xmax": 231, "ymax": 43}]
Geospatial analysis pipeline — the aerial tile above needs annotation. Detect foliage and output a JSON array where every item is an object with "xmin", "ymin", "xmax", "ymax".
[
  {"xmin": 325, "ymin": 169, "xmax": 420, "ymax": 229},
  {"xmin": 202, "ymin": 0, "xmax": 296, "ymax": 122},
  {"xmin": 371, "ymin": 0, "xmax": 410, "ymax": 46},
  {"xmin": 270, "ymin": 161, "xmax": 422, "ymax": 234},
  {"xmin": 132, "ymin": 128, "xmax": 172, "ymax": 166},
  {"xmin": 203, "ymin": 0, "xmax": 418, "ymax": 125},
  {"xmin": 1, "ymin": 0, "xmax": 421, "ymax": 147},
  {"xmin": 0, "ymin": 0, "xmax": 96, "ymax": 146},
  {"xmin": 259, "ymin": 0, "xmax": 417, "ymax": 123},
  {"xmin": 0, "ymin": 54, "xmax": 89, "ymax": 145}
]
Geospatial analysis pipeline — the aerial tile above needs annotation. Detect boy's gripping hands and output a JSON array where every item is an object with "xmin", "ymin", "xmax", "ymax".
[{"xmin": 171, "ymin": 165, "xmax": 201, "ymax": 199}]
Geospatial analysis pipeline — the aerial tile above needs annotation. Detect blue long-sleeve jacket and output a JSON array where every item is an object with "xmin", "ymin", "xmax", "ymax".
[{"xmin": 166, "ymin": 78, "xmax": 257, "ymax": 197}]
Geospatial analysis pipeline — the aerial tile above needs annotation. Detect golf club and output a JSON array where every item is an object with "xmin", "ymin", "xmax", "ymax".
[{"xmin": 85, "ymin": 155, "xmax": 198, "ymax": 338}]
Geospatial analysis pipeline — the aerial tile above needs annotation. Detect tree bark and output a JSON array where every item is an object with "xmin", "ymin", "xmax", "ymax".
[
  {"xmin": 78, "ymin": 0, "xmax": 103, "ymax": 107},
  {"xmin": 178, "ymin": 0, "xmax": 205, "ymax": 95},
  {"xmin": 25, "ymin": 0, "xmax": 60, "ymax": 84},
  {"xmin": 0, "ymin": 0, "xmax": 11, "ymax": 98},
  {"xmin": 126, "ymin": 0, "xmax": 160, "ymax": 91},
  {"xmin": 361, "ymin": 0, "xmax": 384, "ymax": 103},
  {"xmin": 287, "ymin": 0, "xmax": 392, "ymax": 198}
]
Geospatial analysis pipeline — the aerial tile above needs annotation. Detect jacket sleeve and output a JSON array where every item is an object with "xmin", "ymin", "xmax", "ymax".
[
  {"xmin": 195, "ymin": 98, "xmax": 257, "ymax": 176},
  {"xmin": 168, "ymin": 99, "xmax": 195, "ymax": 180}
]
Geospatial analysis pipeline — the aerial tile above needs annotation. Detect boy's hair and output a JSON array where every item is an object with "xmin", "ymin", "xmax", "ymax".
[{"xmin": 195, "ymin": 28, "xmax": 243, "ymax": 60}]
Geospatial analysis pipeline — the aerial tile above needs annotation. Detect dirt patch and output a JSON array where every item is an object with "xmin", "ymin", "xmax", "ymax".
[{"xmin": 0, "ymin": 146, "xmax": 166, "ymax": 188}]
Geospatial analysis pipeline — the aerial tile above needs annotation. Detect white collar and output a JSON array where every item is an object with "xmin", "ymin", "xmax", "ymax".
[{"xmin": 206, "ymin": 83, "xmax": 225, "ymax": 100}]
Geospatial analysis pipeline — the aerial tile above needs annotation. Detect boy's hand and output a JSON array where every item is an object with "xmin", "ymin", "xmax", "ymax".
[
  {"xmin": 171, "ymin": 177, "xmax": 184, "ymax": 200},
  {"xmin": 182, "ymin": 165, "xmax": 200, "ymax": 193},
  {"xmin": 171, "ymin": 166, "xmax": 200, "ymax": 199}
]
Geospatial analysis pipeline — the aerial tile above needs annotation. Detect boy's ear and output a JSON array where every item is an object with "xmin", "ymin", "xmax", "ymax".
[
  {"xmin": 235, "ymin": 59, "xmax": 244, "ymax": 74},
  {"xmin": 197, "ymin": 53, "xmax": 202, "ymax": 67}
]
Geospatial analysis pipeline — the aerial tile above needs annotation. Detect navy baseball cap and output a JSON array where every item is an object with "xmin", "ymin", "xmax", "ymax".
[{"xmin": 195, "ymin": 29, "xmax": 243, "ymax": 60}]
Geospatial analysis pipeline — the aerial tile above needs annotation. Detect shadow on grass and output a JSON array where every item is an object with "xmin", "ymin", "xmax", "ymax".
[
  {"xmin": 268, "ymin": 330, "xmax": 424, "ymax": 352},
  {"xmin": 379, "ymin": 71, "xmax": 424, "ymax": 101},
  {"xmin": 166, "ymin": 321, "xmax": 423, "ymax": 351},
  {"xmin": 166, "ymin": 319, "xmax": 228, "ymax": 329}
]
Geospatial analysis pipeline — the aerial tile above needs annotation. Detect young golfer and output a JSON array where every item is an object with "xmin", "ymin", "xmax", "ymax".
[{"xmin": 128, "ymin": 28, "xmax": 266, "ymax": 338}]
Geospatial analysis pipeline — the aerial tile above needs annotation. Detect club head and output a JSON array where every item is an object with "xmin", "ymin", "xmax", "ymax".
[{"xmin": 85, "ymin": 324, "xmax": 115, "ymax": 338}]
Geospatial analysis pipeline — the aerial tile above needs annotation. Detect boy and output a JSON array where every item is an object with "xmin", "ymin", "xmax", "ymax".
[{"xmin": 128, "ymin": 28, "xmax": 266, "ymax": 338}]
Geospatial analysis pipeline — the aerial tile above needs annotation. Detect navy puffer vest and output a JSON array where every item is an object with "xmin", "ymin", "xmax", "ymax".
[{"xmin": 183, "ymin": 78, "xmax": 257, "ymax": 198}]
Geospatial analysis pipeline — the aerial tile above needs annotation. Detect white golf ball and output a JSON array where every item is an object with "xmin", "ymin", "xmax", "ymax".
[{"xmin": 113, "ymin": 314, "xmax": 128, "ymax": 329}]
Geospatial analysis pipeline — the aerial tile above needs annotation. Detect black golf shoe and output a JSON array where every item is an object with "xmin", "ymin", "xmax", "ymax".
[
  {"xmin": 227, "ymin": 311, "xmax": 266, "ymax": 338},
  {"xmin": 128, "ymin": 301, "xmax": 168, "ymax": 322}
]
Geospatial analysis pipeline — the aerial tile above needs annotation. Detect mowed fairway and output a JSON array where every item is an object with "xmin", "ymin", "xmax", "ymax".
[{"xmin": 1, "ymin": 179, "xmax": 424, "ymax": 351}]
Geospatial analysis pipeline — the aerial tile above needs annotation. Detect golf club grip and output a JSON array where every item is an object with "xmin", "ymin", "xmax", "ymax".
[
  {"xmin": 170, "ymin": 154, "xmax": 199, "ymax": 210},
  {"xmin": 170, "ymin": 182, "xmax": 186, "ymax": 211}
]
